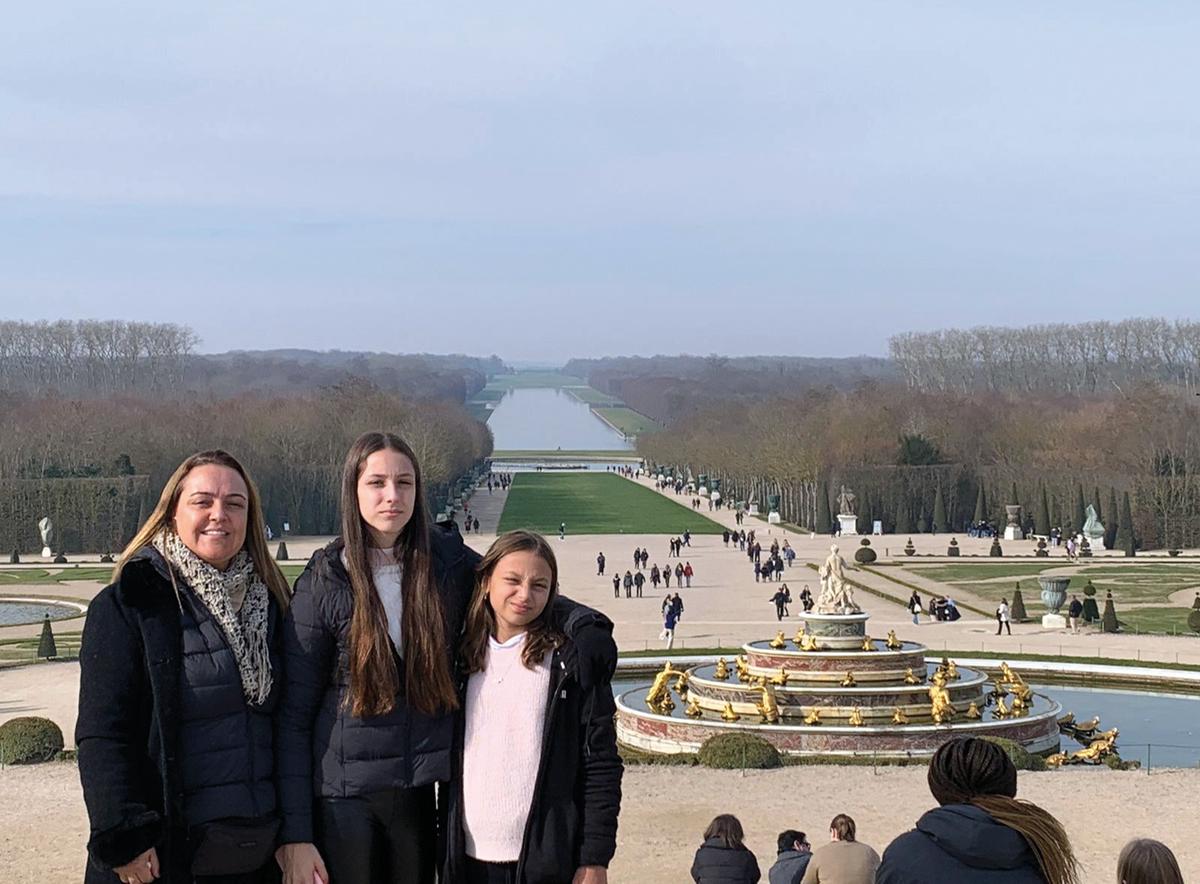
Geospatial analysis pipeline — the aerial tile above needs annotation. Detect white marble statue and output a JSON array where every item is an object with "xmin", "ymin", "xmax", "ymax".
[
  {"xmin": 837, "ymin": 485, "xmax": 856, "ymax": 516},
  {"xmin": 38, "ymin": 516, "xmax": 54, "ymax": 558},
  {"xmin": 817, "ymin": 544, "xmax": 861, "ymax": 613}
]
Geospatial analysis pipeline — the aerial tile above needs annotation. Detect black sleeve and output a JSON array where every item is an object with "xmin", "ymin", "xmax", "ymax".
[
  {"xmin": 275, "ymin": 563, "xmax": 335, "ymax": 844},
  {"xmin": 576, "ymin": 631, "xmax": 623, "ymax": 868},
  {"xmin": 75, "ymin": 585, "xmax": 161, "ymax": 870}
]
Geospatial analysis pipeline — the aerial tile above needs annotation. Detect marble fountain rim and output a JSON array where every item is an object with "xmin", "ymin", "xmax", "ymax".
[
  {"xmin": 688, "ymin": 671, "xmax": 990, "ymax": 696},
  {"xmin": 743, "ymin": 643, "xmax": 929, "ymax": 658}
]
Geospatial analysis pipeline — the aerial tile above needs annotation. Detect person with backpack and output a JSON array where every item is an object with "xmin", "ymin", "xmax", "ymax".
[{"xmin": 996, "ymin": 598, "xmax": 1012, "ymax": 636}]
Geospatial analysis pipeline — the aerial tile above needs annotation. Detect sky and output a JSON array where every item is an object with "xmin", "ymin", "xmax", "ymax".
[{"xmin": 2, "ymin": 2, "xmax": 1198, "ymax": 362}]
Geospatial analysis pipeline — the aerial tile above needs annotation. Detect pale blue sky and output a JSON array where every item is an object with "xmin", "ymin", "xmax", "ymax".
[{"xmin": 2, "ymin": 2, "xmax": 1197, "ymax": 361}]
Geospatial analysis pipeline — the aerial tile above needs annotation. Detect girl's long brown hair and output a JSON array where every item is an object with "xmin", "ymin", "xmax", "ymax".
[
  {"xmin": 462, "ymin": 530, "xmax": 563, "ymax": 674},
  {"xmin": 341, "ymin": 431, "xmax": 457, "ymax": 718},
  {"xmin": 928, "ymin": 737, "xmax": 1080, "ymax": 884},
  {"xmin": 1116, "ymin": 838, "xmax": 1184, "ymax": 884},
  {"xmin": 115, "ymin": 449, "xmax": 290, "ymax": 609}
]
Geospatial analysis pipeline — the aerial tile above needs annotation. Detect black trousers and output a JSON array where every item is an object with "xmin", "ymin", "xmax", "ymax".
[
  {"xmin": 465, "ymin": 857, "xmax": 518, "ymax": 884},
  {"xmin": 195, "ymin": 865, "xmax": 280, "ymax": 884},
  {"xmin": 316, "ymin": 785, "xmax": 436, "ymax": 884}
]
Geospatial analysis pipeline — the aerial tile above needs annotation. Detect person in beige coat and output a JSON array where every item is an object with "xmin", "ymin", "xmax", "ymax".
[{"xmin": 801, "ymin": 814, "xmax": 880, "ymax": 884}]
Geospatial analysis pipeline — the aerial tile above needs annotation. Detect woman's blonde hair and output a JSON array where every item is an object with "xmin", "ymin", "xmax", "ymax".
[{"xmin": 114, "ymin": 450, "xmax": 290, "ymax": 609}]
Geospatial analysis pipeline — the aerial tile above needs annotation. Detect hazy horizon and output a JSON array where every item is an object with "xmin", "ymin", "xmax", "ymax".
[{"xmin": 3, "ymin": 2, "xmax": 1198, "ymax": 361}]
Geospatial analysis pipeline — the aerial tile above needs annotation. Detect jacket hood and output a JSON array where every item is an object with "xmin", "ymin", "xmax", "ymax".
[{"xmin": 916, "ymin": 804, "xmax": 1037, "ymax": 871}]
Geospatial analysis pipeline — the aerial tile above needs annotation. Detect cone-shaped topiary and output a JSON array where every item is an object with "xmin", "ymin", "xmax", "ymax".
[
  {"xmin": 1116, "ymin": 492, "xmax": 1135, "ymax": 557},
  {"xmin": 933, "ymin": 486, "xmax": 947, "ymax": 534},
  {"xmin": 1036, "ymin": 485, "xmax": 1051, "ymax": 537},
  {"xmin": 947, "ymin": 538, "xmax": 960, "ymax": 557},
  {"xmin": 36, "ymin": 615, "xmax": 57, "ymax": 659},
  {"xmin": 1035, "ymin": 539, "xmax": 1048, "ymax": 558},
  {"xmin": 857, "ymin": 491, "xmax": 873, "ymax": 536},
  {"xmin": 895, "ymin": 502, "xmax": 912, "ymax": 535},
  {"xmin": 1189, "ymin": 610, "xmax": 1200, "ymax": 634},
  {"xmin": 1105, "ymin": 487, "xmax": 1119, "ymax": 549},
  {"xmin": 698, "ymin": 732, "xmax": 781, "ymax": 769},
  {"xmin": 904, "ymin": 538, "xmax": 916, "ymax": 556},
  {"xmin": 854, "ymin": 537, "xmax": 877, "ymax": 564},
  {"xmin": 9, "ymin": 550, "xmax": 18, "ymax": 564},
  {"xmin": 816, "ymin": 481, "xmax": 832, "ymax": 533},
  {"xmin": 1102, "ymin": 591, "xmax": 1119, "ymax": 633},
  {"xmin": 276, "ymin": 541, "xmax": 289, "ymax": 561},
  {"xmin": 1010, "ymin": 585, "xmax": 1028, "ymax": 621},
  {"xmin": 989, "ymin": 537, "xmax": 1003, "ymax": 557},
  {"xmin": 53, "ymin": 553, "xmax": 67, "ymax": 564},
  {"xmin": 973, "ymin": 485, "xmax": 987, "ymax": 524},
  {"xmin": 0, "ymin": 716, "xmax": 64, "ymax": 764},
  {"xmin": 1074, "ymin": 484, "xmax": 1087, "ymax": 539},
  {"xmin": 1009, "ymin": 481, "xmax": 1020, "ymax": 511}
]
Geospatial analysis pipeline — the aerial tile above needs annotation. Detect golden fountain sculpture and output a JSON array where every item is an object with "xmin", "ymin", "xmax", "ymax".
[
  {"xmin": 674, "ymin": 671, "xmax": 690, "ymax": 696},
  {"xmin": 861, "ymin": 636, "xmax": 876, "ymax": 651},
  {"xmin": 928, "ymin": 671, "xmax": 954, "ymax": 724},
  {"xmin": 721, "ymin": 702, "xmax": 740, "ymax": 722},
  {"xmin": 713, "ymin": 657, "xmax": 730, "ymax": 680},
  {"xmin": 965, "ymin": 702, "xmax": 982, "ymax": 720},
  {"xmin": 849, "ymin": 708, "xmax": 865, "ymax": 726},
  {"xmin": 903, "ymin": 668, "xmax": 922, "ymax": 685},
  {"xmin": 799, "ymin": 633, "xmax": 820, "ymax": 652},
  {"xmin": 769, "ymin": 631, "xmax": 787, "ymax": 649},
  {"xmin": 994, "ymin": 696, "xmax": 1010, "ymax": 718},
  {"xmin": 841, "ymin": 671, "xmax": 857, "ymax": 687},
  {"xmin": 793, "ymin": 625, "xmax": 807, "ymax": 646},
  {"xmin": 645, "ymin": 662, "xmax": 681, "ymax": 712},
  {"xmin": 885, "ymin": 630, "xmax": 902, "ymax": 651},
  {"xmin": 803, "ymin": 708, "xmax": 822, "ymax": 725},
  {"xmin": 891, "ymin": 707, "xmax": 909, "ymax": 725},
  {"xmin": 685, "ymin": 697, "xmax": 703, "ymax": 718},
  {"xmin": 736, "ymin": 655, "xmax": 751, "ymax": 682},
  {"xmin": 769, "ymin": 667, "xmax": 789, "ymax": 686},
  {"xmin": 757, "ymin": 683, "xmax": 781, "ymax": 724}
]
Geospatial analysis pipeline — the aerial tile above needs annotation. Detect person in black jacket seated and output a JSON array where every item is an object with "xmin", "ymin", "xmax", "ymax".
[
  {"xmin": 77, "ymin": 450, "xmax": 292, "ymax": 884},
  {"xmin": 691, "ymin": 814, "xmax": 761, "ymax": 884},
  {"xmin": 447, "ymin": 530, "xmax": 623, "ymax": 884},
  {"xmin": 876, "ymin": 737, "xmax": 1080, "ymax": 884},
  {"xmin": 275, "ymin": 432, "xmax": 479, "ymax": 884}
]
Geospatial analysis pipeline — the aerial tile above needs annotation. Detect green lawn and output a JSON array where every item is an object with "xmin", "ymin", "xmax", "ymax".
[
  {"xmin": 908, "ymin": 563, "xmax": 1064, "ymax": 582},
  {"xmin": 0, "ymin": 567, "xmax": 114, "ymax": 585},
  {"xmin": 1116, "ymin": 606, "xmax": 1198, "ymax": 635},
  {"xmin": 593, "ymin": 406, "xmax": 660, "ymax": 437},
  {"xmin": 496, "ymin": 473, "xmax": 724, "ymax": 535},
  {"xmin": 565, "ymin": 386, "xmax": 621, "ymax": 405}
]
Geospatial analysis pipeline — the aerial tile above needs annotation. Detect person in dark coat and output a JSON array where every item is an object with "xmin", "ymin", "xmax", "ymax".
[
  {"xmin": 76, "ymin": 450, "xmax": 292, "ymax": 884},
  {"xmin": 876, "ymin": 737, "xmax": 1080, "ymax": 884},
  {"xmin": 769, "ymin": 830, "xmax": 811, "ymax": 884},
  {"xmin": 692, "ymin": 814, "xmax": 761, "ymax": 884},
  {"xmin": 275, "ymin": 432, "xmax": 479, "ymax": 884},
  {"xmin": 447, "ymin": 530, "xmax": 622, "ymax": 884}
]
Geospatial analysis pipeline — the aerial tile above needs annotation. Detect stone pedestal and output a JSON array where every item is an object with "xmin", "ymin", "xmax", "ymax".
[
  {"xmin": 41, "ymin": 546, "xmax": 52, "ymax": 559},
  {"xmin": 797, "ymin": 611, "xmax": 870, "ymax": 649},
  {"xmin": 768, "ymin": 511, "xmax": 781, "ymax": 524},
  {"xmin": 1004, "ymin": 526, "xmax": 1024, "ymax": 541},
  {"xmin": 1042, "ymin": 613, "xmax": 1067, "ymax": 629},
  {"xmin": 749, "ymin": 503, "xmax": 760, "ymax": 516},
  {"xmin": 698, "ymin": 486, "xmax": 708, "ymax": 497},
  {"xmin": 837, "ymin": 514, "xmax": 858, "ymax": 536}
]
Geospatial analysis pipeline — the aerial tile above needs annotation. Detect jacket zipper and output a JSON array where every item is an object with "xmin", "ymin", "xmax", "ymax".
[{"xmin": 514, "ymin": 652, "xmax": 570, "ymax": 882}]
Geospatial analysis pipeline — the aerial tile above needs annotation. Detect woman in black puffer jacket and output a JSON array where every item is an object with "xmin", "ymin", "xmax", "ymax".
[
  {"xmin": 877, "ymin": 737, "xmax": 1080, "ymax": 884},
  {"xmin": 692, "ymin": 815, "xmax": 761, "ymax": 884}
]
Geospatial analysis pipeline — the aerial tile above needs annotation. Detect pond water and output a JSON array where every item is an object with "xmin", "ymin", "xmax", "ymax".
[
  {"xmin": 611, "ymin": 679, "xmax": 1200, "ymax": 768},
  {"xmin": 487, "ymin": 388, "xmax": 634, "ymax": 451},
  {"xmin": 0, "ymin": 599, "xmax": 84, "ymax": 626}
]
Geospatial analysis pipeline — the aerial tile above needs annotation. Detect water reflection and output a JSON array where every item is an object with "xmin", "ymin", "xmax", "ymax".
[{"xmin": 487, "ymin": 388, "xmax": 634, "ymax": 451}]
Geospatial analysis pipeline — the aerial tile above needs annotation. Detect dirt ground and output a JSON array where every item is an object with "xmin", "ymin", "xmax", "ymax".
[{"xmin": 4, "ymin": 762, "xmax": 1196, "ymax": 882}]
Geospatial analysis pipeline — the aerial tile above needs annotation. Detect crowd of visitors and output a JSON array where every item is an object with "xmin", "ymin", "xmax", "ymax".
[{"xmin": 688, "ymin": 737, "xmax": 1186, "ymax": 884}]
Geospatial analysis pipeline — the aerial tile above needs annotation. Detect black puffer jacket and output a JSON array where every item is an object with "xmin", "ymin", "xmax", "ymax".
[
  {"xmin": 876, "ymin": 804, "xmax": 1047, "ymax": 884},
  {"xmin": 276, "ymin": 524, "xmax": 478, "ymax": 844},
  {"xmin": 76, "ymin": 547, "xmax": 283, "ymax": 884},
  {"xmin": 691, "ymin": 838, "xmax": 762, "ymax": 883},
  {"xmin": 445, "ymin": 596, "xmax": 623, "ymax": 884}
]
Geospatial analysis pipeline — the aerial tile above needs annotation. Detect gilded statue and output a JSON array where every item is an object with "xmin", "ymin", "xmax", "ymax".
[
  {"xmin": 848, "ymin": 708, "xmax": 865, "ymax": 726},
  {"xmin": 721, "ymin": 702, "xmax": 740, "ymax": 722},
  {"xmin": 645, "ymin": 662, "xmax": 681, "ymax": 709},
  {"xmin": 945, "ymin": 659, "xmax": 959, "ymax": 680},
  {"xmin": 799, "ymin": 633, "xmax": 820, "ymax": 652},
  {"xmin": 793, "ymin": 625, "xmax": 807, "ymax": 647},
  {"xmin": 885, "ymin": 630, "xmax": 902, "ymax": 650},
  {"xmin": 769, "ymin": 667, "xmax": 789, "ymax": 686},
  {"xmin": 903, "ymin": 667, "xmax": 922, "ymax": 685},
  {"xmin": 891, "ymin": 707, "xmax": 908, "ymax": 725},
  {"xmin": 803, "ymin": 708, "xmax": 822, "ymax": 725},
  {"xmin": 769, "ymin": 631, "xmax": 787, "ymax": 650},
  {"xmin": 1010, "ymin": 692, "xmax": 1028, "ymax": 717},
  {"xmin": 965, "ymin": 702, "xmax": 982, "ymax": 720},
  {"xmin": 657, "ymin": 693, "xmax": 675, "ymax": 715},
  {"xmin": 735, "ymin": 655, "xmax": 751, "ymax": 682},
  {"xmin": 757, "ymin": 683, "xmax": 781, "ymax": 724},
  {"xmin": 714, "ymin": 657, "xmax": 730, "ymax": 680},
  {"xmin": 674, "ymin": 671, "xmax": 690, "ymax": 696},
  {"xmin": 685, "ymin": 698, "xmax": 703, "ymax": 718},
  {"xmin": 816, "ymin": 545, "xmax": 861, "ymax": 613},
  {"xmin": 841, "ymin": 671, "xmax": 857, "ymax": 687},
  {"xmin": 861, "ymin": 636, "xmax": 875, "ymax": 651},
  {"xmin": 929, "ymin": 678, "xmax": 954, "ymax": 724},
  {"xmin": 994, "ymin": 696, "xmax": 1010, "ymax": 717}
]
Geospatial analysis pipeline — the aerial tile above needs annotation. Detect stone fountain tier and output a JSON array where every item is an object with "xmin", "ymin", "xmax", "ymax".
[
  {"xmin": 794, "ymin": 611, "xmax": 870, "ymax": 649},
  {"xmin": 745, "ymin": 640, "xmax": 927, "ymax": 680},
  {"xmin": 616, "ymin": 687, "xmax": 1062, "ymax": 759},
  {"xmin": 686, "ymin": 663, "xmax": 987, "ymax": 722}
]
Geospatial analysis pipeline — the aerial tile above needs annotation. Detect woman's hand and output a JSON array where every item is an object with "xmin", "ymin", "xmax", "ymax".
[
  {"xmin": 573, "ymin": 866, "xmax": 607, "ymax": 884},
  {"xmin": 276, "ymin": 842, "xmax": 329, "ymax": 884},
  {"xmin": 113, "ymin": 847, "xmax": 159, "ymax": 883}
]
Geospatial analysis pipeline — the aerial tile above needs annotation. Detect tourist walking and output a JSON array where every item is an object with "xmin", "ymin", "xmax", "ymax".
[
  {"xmin": 77, "ymin": 450, "xmax": 290, "ymax": 884},
  {"xmin": 446, "ymin": 530, "xmax": 622, "ymax": 884},
  {"xmin": 769, "ymin": 831, "xmax": 812, "ymax": 884},
  {"xmin": 675, "ymin": 562, "xmax": 685, "ymax": 587},
  {"xmin": 664, "ymin": 567, "xmax": 672, "ymax": 589},
  {"xmin": 683, "ymin": 561, "xmax": 694, "ymax": 587},
  {"xmin": 876, "ymin": 736, "xmax": 1079, "ymax": 884},
  {"xmin": 691, "ymin": 815, "xmax": 761, "ymax": 884},
  {"xmin": 623, "ymin": 570, "xmax": 634, "ymax": 599},
  {"xmin": 671, "ymin": 592, "xmax": 684, "ymax": 623},
  {"xmin": 597, "ymin": 551, "xmax": 605, "ymax": 576},
  {"xmin": 1116, "ymin": 838, "xmax": 1184, "ymax": 884},
  {"xmin": 559, "ymin": 521, "xmax": 566, "ymax": 540},
  {"xmin": 781, "ymin": 584, "xmax": 791, "ymax": 617},
  {"xmin": 1067, "ymin": 595, "xmax": 1082, "ymax": 635},
  {"xmin": 650, "ymin": 563, "xmax": 661, "ymax": 588},
  {"xmin": 996, "ymin": 597, "xmax": 1012, "ymax": 635},
  {"xmin": 800, "ymin": 814, "xmax": 879, "ymax": 884},
  {"xmin": 754, "ymin": 561, "xmax": 762, "ymax": 583},
  {"xmin": 275, "ymin": 432, "xmax": 479, "ymax": 884},
  {"xmin": 612, "ymin": 574, "xmax": 620, "ymax": 598},
  {"xmin": 772, "ymin": 588, "xmax": 788, "ymax": 621},
  {"xmin": 662, "ymin": 604, "xmax": 679, "ymax": 650},
  {"xmin": 634, "ymin": 569, "xmax": 645, "ymax": 598},
  {"xmin": 909, "ymin": 591, "xmax": 922, "ymax": 626}
]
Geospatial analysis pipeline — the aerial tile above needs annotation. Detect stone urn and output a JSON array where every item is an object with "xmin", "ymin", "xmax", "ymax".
[
  {"xmin": 1004, "ymin": 505, "xmax": 1024, "ymax": 540},
  {"xmin": 1038, "ymin": 576, "xmax": 1070, "ymax": 614}
]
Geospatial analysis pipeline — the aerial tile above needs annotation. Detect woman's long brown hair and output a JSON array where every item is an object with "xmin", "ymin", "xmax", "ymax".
[
  {"xmin": 340, "ymin": 431, "xmax": 457, "ymax": 718},
  {"xmin": 114, "ymin": 449, "xmax": 290, "ymax": 609},
  {"xmin": 461, "ymin": 530, "xmax": 563, "ymax": 674},
  {"xmin": 928, "ymin": 737, "xmax": 1080, "ymax": 884}
]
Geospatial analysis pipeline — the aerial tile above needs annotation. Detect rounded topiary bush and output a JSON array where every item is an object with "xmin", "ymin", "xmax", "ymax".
[
  {"xmin": 854, "ymin": 538, "xmax": 877, "ymax": 564},
  {"xmin": 904, "ymin": 538, "xmax": 916, "ymax": 557},
  {"xmin": 53, "ymin": 553, "xmax": 67, "ymax": 564},
  {"xmin": 99, "ymin": 553, "xmax": 114, "ymax": 563},
  {"xmin": 1035, "ymin": 539, "xmax": 1048, "ymax": 558},
  {"xmin": 1188, "ymin": 609, "xmax": 1200, "ymax": 634},
  {"xmin": 698, "ymin": 732, "xmax": 781, "ymax": 770},
  {"xmin": 947, "ymin": 538, "xmax": 960, "ymax": 557},
  {"xmin": 978, "ymin": 735, "xmax": 1047, "ymax": 772},
  {"xmin": 0, "ymin": 716, "xmax": 64, "ymax": 764}
]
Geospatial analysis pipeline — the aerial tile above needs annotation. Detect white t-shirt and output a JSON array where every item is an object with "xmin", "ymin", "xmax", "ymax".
[
  {"xmin": 462, "ymin": 633, "xmax": 553, "ymax": 862},
  {"xmin": 342, "ymin": 547, "xmax": 404, "ymax": 652}
]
